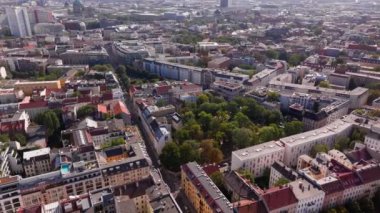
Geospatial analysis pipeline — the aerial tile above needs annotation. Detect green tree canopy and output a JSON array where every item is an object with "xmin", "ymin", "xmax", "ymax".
[
  {"xmin": 274, "ymin": 178, "xmax": 290, "ymax": 187},
  {"xmin": 267, "ymin": 91, "xmax": 280, "ymax": 102},
  {"xmin": 310, "ymin": 144, "xmax": 328, "ymax": 157},
  {"xmin": 0, "ymin": 134, "xmax": 10, "ymax": 142},
  {"xmin": 334, "ymin": 136, "xmax": 350, "ymax": 151},
  {"xmin": 160, "ymin": 142, "xmax": 181, "ymax": 171},
  {"xmin": 319, "ymin": 80, "xmax": 331, "ymax": 88},
  {"xmin": 77, "ymin": 105, "xmax": 96, "ymax": 119},
  {"xmin": 284, "ymin": 120, "xmax": 304, "ymax": 136},
  {"xmin": 232, "ymin": 128, "xmax": 257, "ymax": 149}
]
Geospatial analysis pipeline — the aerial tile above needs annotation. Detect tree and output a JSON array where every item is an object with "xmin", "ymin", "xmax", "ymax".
[
  {"xmin": 209, "ymin": 148, "xmax": 224, "ymax": 164},
  {"xmin": 346, "ymin": 201, "xmax": 363, "ymax": 213},
  {"xmin": 197, "ymin": 94, "xmax": 210, "ymax": 105},
  {"xmin": 334, "ymin": 136, "xmax": 350, "ymax": 151},
  {"xmin": 77, "ymin": 105, "xmax": 96, "ymax": 119},
  {"xmin": 12, "ymin": 133, "xmax": 26, "ymax": 146},
  {"xmin": 35, "ymin": 110, "xmax": 61, "ymax": 137},
  {"xmin": 238, "ymin": 169, "xmax": 254, "ymax": 183},
  {"xmin": 265, "ymin": 50, "xmax": 279, "ymax": 59},
  {"xmin": 232, "ymin": 128, "xmax": 256, "ymax": 149},
  {"xmin": 198, "ymin": 111, "xmax": 213, "ymax": 132},
  {"xmin": 210, "ymin": 171, "xmax": 224, "ymax": 189},
  {"xmin": 288, "ymin": 54, "xmax": 303, "ymax": 66},
  {"xmin": 310, "ymin": 144, "xmax": 328, "ymax": 157},
  {"xmin": 373, "ymin": 188, "xmax": 380, "ymax": 211},
  {"xmin": 351, "ymin": 128, "xmax": 365, "ymax": 142},
  {"xmin": 0, "ymin": 134, "xmax": 10, "ymax": 142},
  {"xmin": 156, "ymin": 99, "xmax": 168, "ymax": 107},
  {"xmin": 267, "ymin": 91, "xmax": 280, "ymax": 102},
  {"xmin": 200, "ymin": 140, "xmax": 223, "ymax": 164},
  {"xmin": 92, "ymin": 64, "xmax": 112, "ymax": 72},
  {"xmin": 233, "ymin": 112, "xmax": 252, "ymax": 128},
  {"xmin": 359, "ymin": 197, "xmax": 375, "ymax": 213},
  {"xmin": 274, "ymin": 178, "xmax": 290, "ymax": 187},
  {"xmin": 319, "ymin": 80, "xmax": 331, "ymax": 88},
  {"xmin": 284, "ymin": 121, "xmax": 304, "ymax": 136},
  {"xmin": 259, "ymin": 125, "xmax": 282, "ymax": 142},
  {"xmin": 160, "ymin": 142, "xmax": 181, "ymax": 171},
  {"xmin": 179, "ymin": 142, "xmax": 199, "ymax": 164},
  {"xmin": 327, "ymin": 209, "xmax": 337, "ymax": 213}
]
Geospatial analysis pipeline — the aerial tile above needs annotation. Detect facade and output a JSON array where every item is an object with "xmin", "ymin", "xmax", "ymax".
[
  {"xmin": 6, "ymin": 7, "xmax": 32, "ymax": 37},
  {"xmin": 231, "ymin": 141, "xmax": 285, "ymax": 177},
  {"xmin": 289, "ymin": 179, "xmax": 325, "ymax": 213},
  {"xmin": 269, "ymin": 75, "xmax": 369, "ymax": 109},
  {"xmin": 364, "ymin": 124, "xmax": 380, "ymax": 151},
  {"xmin": 0, "ymin": 176, "xmax": 22, "ymax": 213},
  {"xmin": 23, "ymin": 148, "xmax": 52, "ymax": 177},
  {"xmin": 14, "ymin": 81, "xmax": 61, "ymax": 96},
  {"xmin": 143, "ymin": 58, "xmax": 204, "ymax": 85},
  {"xmin": 269, "ymin": 161, "xmax": 298, "ymax": 188},
  {"xmin": 181, "ymin": 162, "xmax": 233, "ymax": 213},
  {"xmin": 281, "ymin": 119, "xmax": 353, "ymax": 166}
]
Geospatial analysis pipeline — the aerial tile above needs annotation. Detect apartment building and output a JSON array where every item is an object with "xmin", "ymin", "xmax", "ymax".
[
  {"xmin": 144, "ymin": 58, "xmax": 204, "ymax": 85},
  {"xmin": 281, "ymin": 119, "xmax": 353, "ymax": 166},
  {"xmin": 364, "ymin": 124, "xmax": 380, "ymax": 152},
  {"xmin": 289, "ymin": 179, "xmax": 325, "ymax": 213},
  {"xmin": 14, "ymin": 80, "xmax": 61, "ymax": 96},
  {"xmin": 269, "ymin": 161, "xmax": 298, "ymax": 188},
  {"xmin": 231, "ymin": 141, "xmax": 285, "ymax": 177},
  {"xmin": 18, "ymin": 144, "xmax": 150, "ymax": 209},
  {"xmin": 0, "ymin": 176, "xmax": 22, "ymax": 213},
  {"xmin": 23, "ymin": 148, "xmax": 51, "ymax": 177},
  {"xmin": 269, "ymin": 74, "xmax": 369, "ymax": 109},
  {"xmin": 181, "ymin": 162, "xmax": 233, "ymax": 213}
]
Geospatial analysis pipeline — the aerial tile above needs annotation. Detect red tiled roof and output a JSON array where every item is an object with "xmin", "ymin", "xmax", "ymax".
[
  {"xmin": 97, "ymin": 104, "xmax": 108, "ymax": 114},
  {"xmin": 262, "ymin": 187, "xmax": 297, "ymax": 211},
  {"xmin": 113, "ymin": 101, "xmax": 130, "ymax": 115},
  {"xmin": 155, "ymin": 85, "xmax": 171, "ymax": 96},
  {"xmin": 19, "ymin": 101, "xmax": 48, "ymax": 109},
  {"xmin": 202, "ymin": 164, "xmax": 219, "ymax": 176},
  {"xmin": 337, "ymin": 172, "xmax": 362, "ymax": 189},
  {"xmin": 320, "ymin": 180, "xmax": 344, "ymax": 195},
  {"xmin": 347, "ymin": 44, "xmax": 377, "ymax": 52},
  {"xmin": 358, "ymin": 165, "xmax": 380, "ymax": 184},
  {"xmin": 233, "ymin": 200, "xmax": 267, "ymax": 213}
]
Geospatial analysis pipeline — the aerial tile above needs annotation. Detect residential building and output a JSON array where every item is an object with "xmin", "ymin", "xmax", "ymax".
[
  {"xmin": 6, "ymin": 7, "xmax": 32, "ymax": 37},
  {"xmin": 269, "ymin": 161, "xmax": 298, "ymax": 188},
  {"xmin": 0, "ymin": 176, "xmax": 22, "ymax": 213},
  {"xmin": 261, "ymin": 186, "xmax": 298, "ymax": 213},
  {"xmin": 364, "ymin": 124, "xmax": 380, "ymax": 152},
  {"xmin": 231, "ymin": 141, "xmax": 285, "ymax": 177},
  {"xmin": 289, "ymin": 179, "xmax": 325, "ymax": 213},
  {"xmin": 23, "ymin": 147, "xmax": 51, "ymax": 177},
  {"xmin": 181, "ymin": 162, "xmax": 233, "ymax": 213}
]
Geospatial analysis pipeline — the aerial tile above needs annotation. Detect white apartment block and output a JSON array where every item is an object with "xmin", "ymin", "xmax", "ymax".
[
  {"xmin": 364, "ymin": 124, "xmax": 380, "ymax": 152},
  {"xmin": 289, "ymin": 179, "xmax": 325, "ymax": 213},
  {"xmin": 231, "ymin": 141, "xmax": 285, "ymax": 177},
  {"xmin": 281, "ymin": 119, "xmax": 353, "ymax": 166},
  {"xmin": 23, "ymin": 148, "xmax": 51, "ymax": 177},
  {"xmin": 6, "ymin": 7, "xmax": 32, "ymax": 37}
]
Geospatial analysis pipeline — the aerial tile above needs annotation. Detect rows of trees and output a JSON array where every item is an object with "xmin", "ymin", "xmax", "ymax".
[
  {"xmin": 160, "ymin": 93, "xmax": 304, "ymax": 172},
  {"xmin": 115, "ymin": 65, "xmax": 131, "ymax": 90},
  {"xmin": 326, "ymin": 195, "xmax": 377, "ymax": 213}
]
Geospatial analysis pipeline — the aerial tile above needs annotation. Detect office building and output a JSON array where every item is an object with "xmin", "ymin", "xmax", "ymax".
[{"xmin": 6, "ymin": 7, "xmax": 32, "ymax": 37}]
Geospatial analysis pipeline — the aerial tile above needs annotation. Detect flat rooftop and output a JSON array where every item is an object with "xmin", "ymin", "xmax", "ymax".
[
  {"xmin": 232, "ymin": 141, "xmax": 284, "ymax": 161},
  {"xmin": 280, "ymin": 119, "xmax": 353, "ymax": 147},
  {"xmin": 23, "ymin": 147, "xmax": 51, "ymax": 160}
]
